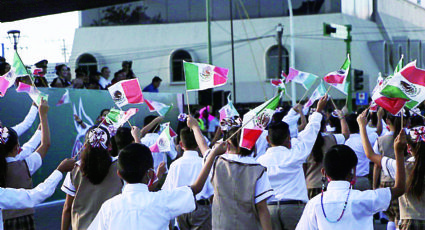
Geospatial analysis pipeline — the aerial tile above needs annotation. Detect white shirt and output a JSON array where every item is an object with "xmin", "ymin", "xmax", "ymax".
[
  {"xmin": 12, "ymin": 105, "xmax": 38, "ymax": 137},
  {"xmin": 257, "ymin": 112, "xmax": 323, "ymax": 203},
  {"xmin": 212, "ymin": 153, "xmax": 274, "ymax": 204},
  {"xmin": 162, "ymin": 150, "xmax": 213, "ymax": 200},
  {"xmin": 323, "ymin": 133, "xmax": 346, "ymax": 145},
  {"xmin": 141, "ymin": 133, "xmax": 177, "ymax": 171},
  {"xmin": 17, "ymin": 130, "xmax": 42, "ymax": 161},
  {"xmin": 0, "ymin": 170, "xmax": 63, "ymax": 230},
  {"xmin": 296, "ymin": 181, "xmax": 391, "ymax": 230},
  {"xmin": 254, "ymin": 130, "xmax": 269, "ymax": 160},
  {"xmin": 98, "ymin": 77, "xmax": 111, "ymax": 89},
  {"xmin": 88, "ymin": 183, "xmax": 196, "ymax": 230},
  {"xmin": 380, "ymin": 156, "xmax": 415, "ymax": 179},
  {"xmin": 282, "ymin": 108, "xmax": 300, "ymax": 138},
  {"xmin": 345, "ymin": 133, "xmax": 378, "ymax": 177}
]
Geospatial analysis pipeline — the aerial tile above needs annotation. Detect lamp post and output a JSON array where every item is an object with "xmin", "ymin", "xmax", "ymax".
[
  {"xmin": 276, "ymin": 24, "xmax": 283, "ymax": 79},
  {"xmin": 7, "ymin": 30, "xmax": 20, "ymax": 51}
]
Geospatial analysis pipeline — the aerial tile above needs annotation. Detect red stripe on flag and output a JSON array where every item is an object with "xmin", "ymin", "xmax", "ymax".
[
  {"xmin": 324, "ymin": 73, "xmax": 345, "ymax": 84},
  {"xmin": 240, "ymin": 128, "xmax": 263, "ymax": 150},
  {"xmin": 0, "ymin": 77, "xmax": 9, "ymax": 97},
  {"xmin": 122, "ymin": 79, "xmax": 144, "ymax": 104},
  {"xmin": 16, "ymin": 82, "xmax": 32, "ymax": 93},
  {"xmin": 400, "ymin": 64, "xmax": 425, "ymax": 87},
  {"xmin": 374, "ymin": 97, "xmax": 408, "ymax": 115},
  {"xmin": 144, "ymin": 99, "xmax": 155, "ymax": 111},
  {"xmin": 213, "ymin": 67, "xmax": 228, "ymax": 85},
  {"xmin": 285, "ymin": 68, "xmax": 299, "ymax": 83}
]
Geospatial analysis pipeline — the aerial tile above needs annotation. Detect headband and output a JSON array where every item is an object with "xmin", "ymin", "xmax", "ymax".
[
  {"xmin": 409, "ymin": 126, "xmax": 425, "ymax": 143},
  {"xmin": 88, "ymin": 128, "xmax": 108, "ymax": 149},
  {"xmin": 0, "ymin": 127, "xmax": 9, "ymax": 144}
]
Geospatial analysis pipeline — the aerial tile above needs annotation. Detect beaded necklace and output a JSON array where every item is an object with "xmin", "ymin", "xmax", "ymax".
[{"xmin": 320, "ymin": 182, "xmax": 351, "ymax": 223}]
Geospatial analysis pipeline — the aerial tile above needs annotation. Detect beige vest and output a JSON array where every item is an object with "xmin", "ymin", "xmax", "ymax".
[
  {"xmin": 377, "ymin": 135, "xmax": 395, "ymax": 183},
  {"xmin": 71, "ymin": 160, "xmax": 123, "ymax": 230},
  {"xmin": 3, "ymin": 160, "xmax": 34, "ymax": 219},
  {"xmin": 305, "ymin": 134, "xmax": 337, "ymax": 189},
  {"xmin": 211, "ymin": 156, "xmax": 266, "ymax": 230},
  {"xmin": 399, "ymin": 161, "xmax": 425, "ymax": 220}
]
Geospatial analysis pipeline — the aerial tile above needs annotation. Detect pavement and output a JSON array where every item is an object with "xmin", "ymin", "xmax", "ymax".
[{"xmin": 34, "ymin": 200, "xmax": 388, "ymax": 230}]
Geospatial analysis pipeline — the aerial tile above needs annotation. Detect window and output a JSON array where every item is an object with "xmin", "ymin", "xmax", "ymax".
[
  {"xmin": 265, "ymin": 45, "xmax": 289, "ymax": 79},
  {"xmin": 76, "ymin": 53, "xmax": 98, "ymax": 76},
  {"xmin": 170, "ymin": 50, "xmax": 193, "ymax": 82}
]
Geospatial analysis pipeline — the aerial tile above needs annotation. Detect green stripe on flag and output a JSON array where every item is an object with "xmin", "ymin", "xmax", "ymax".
[
  {"xmin": 106, "ymin": 109, "xmax": 121, "ymax": 124},
  {"xmin": 183, "ymin": 62, "xmax": 200, "ymax": 90},
  {"xmin": 405, "ymin": 100, "xmax": 418, "ymax": 109},
  {"xmin": 380, "ymin": 85, "xmax": 410, "ymax": 100}
]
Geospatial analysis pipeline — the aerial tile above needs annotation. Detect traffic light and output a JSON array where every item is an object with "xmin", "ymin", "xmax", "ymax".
[{"xmin": 353, "ymin": 69, "xmax": 364, "ymax": 91}]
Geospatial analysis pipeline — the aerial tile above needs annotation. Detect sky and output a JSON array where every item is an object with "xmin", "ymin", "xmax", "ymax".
[{"xmin": 0, "ymin": 11, "xmax": 79, "ymax": 66}]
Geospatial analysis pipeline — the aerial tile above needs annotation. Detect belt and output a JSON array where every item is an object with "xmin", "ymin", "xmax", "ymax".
[
  {"xmin": 196, "ymin": 199, "xmax": 211, "ymax": 205},
  {"xmin": 267, "ymin": 200, "xmax": 305, "ymax": 205}
]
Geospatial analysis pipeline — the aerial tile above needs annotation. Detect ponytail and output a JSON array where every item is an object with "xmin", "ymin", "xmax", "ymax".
[{"xmin": 311, "ymin": 117, "xmax": 327, "ymax": 163}]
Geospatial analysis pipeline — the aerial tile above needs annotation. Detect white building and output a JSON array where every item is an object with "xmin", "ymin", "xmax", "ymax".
[{"xmin": 70, "ymin": 0, "xmax": 425, "ymax": 104}]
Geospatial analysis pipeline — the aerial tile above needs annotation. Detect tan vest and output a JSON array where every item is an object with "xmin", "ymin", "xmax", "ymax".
[
  {"xmin": 399, "ymin": 161, "xmax": 425, "ymax": 220},
  {"xmin": 71, "ymin": 160, "xmax": 123, "ymax": 230},
  {"xmin": 305, "ymin": 134, "xmax": 337, "ymax": 189},
  {"xmin": 377, "ymin": 135, "xmax": 395, "ymax": 183},
  {"xmin": 3, "ymin": 160, "xmax": 34, "ymax": 219},
  {"xmin": 211, "ymin": 156, "xmax": 266, "ymax": 230}
]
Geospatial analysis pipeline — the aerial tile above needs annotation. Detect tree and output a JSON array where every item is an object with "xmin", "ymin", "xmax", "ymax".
[{"xmin": 91, "ymin": 3, "xmax": 162, "ymax": 26}]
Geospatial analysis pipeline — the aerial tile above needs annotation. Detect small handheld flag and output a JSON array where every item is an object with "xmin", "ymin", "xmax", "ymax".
[
  {"xmin": 183, "ymin": 61, "xmax": 228, "ymax": 91},
  {"xmin": 324, "ymin": 54, "xmax": 351, "ymax": 95},
  {"xmin": 145, "ymin": 99, "xmax": 172, "ymax": 116},
  {"xmin": 108, "ymin": 79, "xmax": 144, "ymax": 107},
  {"xmin": 105, "ymin": 108, "xmax": 139, "ymax": 128},
  {"xmin": 56, "ymin": 89, "xmax": 71, "ymax": 106},
  {"xmin": 0, "ymin": 70, "xmax": 17, "ymax": 97},
  {"xmin": 16, "ymin": 82, "xmax": 48, "ymax": 105}
]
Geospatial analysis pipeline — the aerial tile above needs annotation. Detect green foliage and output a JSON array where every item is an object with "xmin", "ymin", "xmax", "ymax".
[{"xmin": 91, "ymin": 3, "xmax": 162, "ymax": 26}]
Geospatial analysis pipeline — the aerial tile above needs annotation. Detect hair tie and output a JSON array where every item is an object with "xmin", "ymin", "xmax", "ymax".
[
  {"xmin": 0, "ymin": 127, "xmax": 9, "ymax": 144},
  {"xmin": 409, "ymin": 126, "xmax": 425, "ymax": 143},
  {"xmin": 220, "ymin": 117, "xmax": 241, "ymax": 131},
  {"xmin": 88, "ymin": 128, "xmax": 108, "ymax": 149},
  {"xmin": 178, "ymin": 113, "xmax": 187, "ymax": 122}
]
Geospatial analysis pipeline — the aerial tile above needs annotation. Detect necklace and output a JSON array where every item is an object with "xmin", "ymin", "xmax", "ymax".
[{"xmin": 320, "ymin": 184, "xmax": 351, "ymax": 223}]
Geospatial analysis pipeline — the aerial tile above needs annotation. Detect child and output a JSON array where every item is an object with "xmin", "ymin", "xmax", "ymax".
[
  {"xmin": 88, "ymin": 142, "xmax": 225, "ymax": 230},
  {"xmin": 0, "ymin": 99, "xmax": 50, "ymax": 230},
  {"xmin": 257, "ymin": 95, "xmax": 327, "ymax": 230},
  {"xmin": 358, "ymin": 110, "xmax": 425, "ymax": 230},
  {"xmin": 61, "ymin": 126, "xmax": 123, "ymax": 230},
  {"xmin": 296, "ymin": 138, "xmax": 405, "ymax": 229},
  {"xmin": 162, "ymin": 127, "xmax": 214, "ymax": 229},
  {"xmin": 187, "ymin": 115, "xmax": 273, "ymax": 230}
]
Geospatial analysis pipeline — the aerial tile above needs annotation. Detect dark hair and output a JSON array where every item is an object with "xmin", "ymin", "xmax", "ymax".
[
  {"xmin": 268, "ymin": 121, "xmax": 290, "ymax": 146},
  {"xmin": 311, "ymin": 117, "xmax": 327, "ymax": 163},
  {"xmin": 369, "ymin": 112, "xmax": 378, "ymax": 127},
  {"xmin": 143, "ymin": 115, "xmax": 159, "ymax": 133},
  {"xmin": 101, "ymin": 67, "xmax": 109, "ymax": 73},
  {"xmin": 409, "ymin": 116, "xmax": 424, "ymax": 129},
  {"xmin": 406, "ymin": 139, "xmax": 425, "ymax": 200},
  {"xmin": 118, "ymin": 143, "xmax": 153, "ymax": 183},
  {"xmin": 227, "ymin": 127, "xmax": 252, "ymax": 156},
  {"xmin": 152, "ymin": 76, "xmax": 162, "ymax": 83},
  {"xmin": 80, "ymin": 126, "xmax": 112, "ymax": 185},
  {"xmin": 328, "ymin": 116, "xmax": 342, "ymax": 133},
  {"xmin": 0, "ymin": 128, "xmax": 18, "ymax": 187},
  {"xmin": 55, "ymin": 64, "xmax": 67, "ymax": 76},
  {"xmin": 324, "ymin": 145, "xmax": 358, "ymax": 180},
  {"xmin": 180, "ymin": 127, "xmax": 197, "ymax": 150},
  {"xmin": 114, "ymin": 127, "xmax": 133, "ymax": 151},
  {"xmin": 346, "ymin": 113, "xmax": 359, "ymax": 133},
  {"xmin": 386, "ymin": 114, "xmax": 402, "ymax": 140}
]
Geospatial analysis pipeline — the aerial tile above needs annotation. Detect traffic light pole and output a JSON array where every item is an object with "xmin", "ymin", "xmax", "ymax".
[{"xmin": 345, "ymin": 25, "xmax": 352, "ymax": 113}]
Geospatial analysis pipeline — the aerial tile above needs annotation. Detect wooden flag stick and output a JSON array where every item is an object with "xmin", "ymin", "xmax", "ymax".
[
  {"xmin": 330, "ymin": 97, "xmax": 338, "ymax": 110},
  {"xmin": 326, "ymin": 85, "xmax": 332, "ymax": 95},
  {"xmin": 186, "ymin": 90, "xmax": 191, "ymax": 115},
  {"xmin": 298, "ymin": 89, "xmax": 310, "ymax": 104}
]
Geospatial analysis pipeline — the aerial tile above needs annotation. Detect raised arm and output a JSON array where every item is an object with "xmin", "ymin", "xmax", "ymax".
[
  {"xmin": 131, "ymin": 126, "xmax": 141, "ymax": 144},
  {"xmin": 357, "ymin": 110, "xmax": 382, "ymax": 167},
  {"xmin": 389, "ymin": 130, "xmax": 406, "ymax": 199},
  {"xmin": 190, "ymin": 141, "xmax": 226, "ymax": 194},
  {"xmin": 294, "ymin": 104, "xmax": 307, "ymax": 132},
  {"xmin": 376, "ymin": 108, "xmax": 384, "ymax": 136},
  {"xmin": 140, "ymin": 116, "xmax": 164, "ymax": 138},
  {"xmin": 187, "ymin": 115, "xmax": 209, "ymax": 155},
  {"xmin": 35, "ymin": 99, "xmax": 51, "ymax": 159},
  {"xmin": 336, "ymin": 109, "xmax": 350, "ymax": 140},
  {"xmin": 12, "ymin": 103, "xmax": 38, "ymax": 136}
]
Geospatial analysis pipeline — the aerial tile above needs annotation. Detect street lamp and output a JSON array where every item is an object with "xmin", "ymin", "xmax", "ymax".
[
  {"xmin": 276, "ymin": 24, "xmax": 283, "ymax": 79},
  {"xmin": 7, "ymin": 30, "xmax": 21, "ymax": 51}
]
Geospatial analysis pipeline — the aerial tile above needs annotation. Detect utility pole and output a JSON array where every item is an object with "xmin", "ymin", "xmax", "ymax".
[
  {"xmin": 230, "ymin": 0, "xmax": 236, "ymax": 104},
  {"xmin": 61, "ymin": 39, "xmax": 67, "ymax": 63},
  {"xmin": 345, "ymin": 25, "xmax": 352, "ymax": 112},
  {"xmin": 199, "ymin": 0, "xmax": 213, "ymax": 106},
  {"xmin": 276, "ymin": 24, "xmax": 283, "ymax": 79}
]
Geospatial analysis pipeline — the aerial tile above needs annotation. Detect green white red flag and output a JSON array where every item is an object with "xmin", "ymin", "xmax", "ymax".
[
  {"xmin": 105, "ymin": 108, "xmax": 139, "ymax": 128},
  {"xmin": 150, "ymin": 123, "xmax": 172, "ymax": 152},
  {"xmin": 286, "ymin": 68, "xmax": 318, "ymax": 90},
  {"xmin": 108, "ymin": 79, "xmax": 144, "ymax": 108},
  {"xmin": 219, "ymin": 94, "xmax": 239, "ymax": 121},
  {"xmin": 183, "ymin": 61, "xmax": 228, "ymax": 91},
  {"xmin": 56, "ymin": 89, "xmax": 71, "ymax": 106},
  {"xmin": 324, "ymin": 54, "xmax": 350, "ymax": 95},
  {"xmin": 304, "ymin": 80, "xmax": 327, "ymax": 108},
  {"xmin": 16, "ymin": 82, "xmax": 48, "ymax": 105},
  {"xmin": 145, "ymin": 99, "xmax": 172, "ymax": 116},
  {"xmin": 0, "ymin": 70, "xmax": 17, "ymax": 97}
]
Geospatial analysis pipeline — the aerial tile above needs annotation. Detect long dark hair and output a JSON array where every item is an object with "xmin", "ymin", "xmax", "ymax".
[
  {"xmin": 406, "ymin": 140, "xmax": 425, "ymax": 200},
  {"xmin": 228, "ymin": 127, "xmax": 252, "ymax": 157},
  {"xmin": 311, "ymin": 117, "xmax": 326, "ymax": 163},
  {"xmin": 80, "ymin": 127, "xmax": 112, "ymax": 185},
  {"xmin": 0, "ymin": 128, "xmax": 18, "ymax": 187},
  {"xmin": 386, "ymin": 113, "xmax": 402, "ymax": 140}
]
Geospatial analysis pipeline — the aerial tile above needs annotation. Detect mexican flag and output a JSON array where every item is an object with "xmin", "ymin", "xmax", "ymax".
[
  {"xmin": 145, "ymin": 99, "xmax": 172, "ymax": 116},
  {"xmin": 373, "ymin": 61, "xmax": 425, "ymax": 115},
  {"xmin": 160, "ymin": 122, "xmax": 177, "ymax": 137},
  {"xmin": 270, "ymin": 79, "xmax": 286, "ymax": 93},
  {"xmin": 183, "ymin": 61, "xmax": 228, "ymax": 91},
  {"xmin": 16, "ymin": 82, "xmax": 48, "ymax": 105},
  {"xmin": 150, "ymin": 123, "xmax": 172, "ymax": 152},
  {"xmin": 240, "ymin": 94, "xmax": 281, "ymax": 150},
  {"xmin": 108, "ymin": 78, "xmax": 144, "ymax": 107},
  {"xmin": 324, "ymin": 54, "xmax": 351, "ymax": 95},
  {"xmin": 0, "ymin": 70, "xmax": 17, "ymax": 97},
  {"xmin": 105, "ymin": 108, "xmax": 139, "ymax": 128},
  {"xmin": 304, "ymin": 80, "xmax": 327, "ymax": 108},
  {"xmin": 286, "ymin": 68, "xmax": 319, "ymax": 90},
  {"xmin": 219, "ymin": 94, "xmax": 239, "ymax": 121},
  {"xmin": 56, "ymin": 89, "xmax": 71, "ymax": 106},
  {"xmin": 13, "ymin": 51, "xmax": 34, "ymax": 82}
]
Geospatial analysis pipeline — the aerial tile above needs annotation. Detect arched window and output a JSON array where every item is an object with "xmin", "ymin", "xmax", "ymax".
[
  {"xmin": 170, "ymin": 50, "xmax": 193, "ymax": 82},
  {"xmin": 76, "ymin": 53, "xmax": 98, "ymax": 76},
  {"xmin": 265, "ymin": 45, "xmax": 289, "ymax": 79}
]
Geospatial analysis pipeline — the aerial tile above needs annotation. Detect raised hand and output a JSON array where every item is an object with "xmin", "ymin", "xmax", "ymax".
[
  {"xmin": 394, "ymin": 129, "xmax": 407, "ymax": 153},
  {"xmin": 356, "ymin": 109, "xmax": 368, "ymax": 128},
  {"xmin": 57, "ymin": 158, "xmax": 76, "ymax": 173},
  {"xmin": 316, "ymin": 94, "xmax": 328, "ymax": 113}
]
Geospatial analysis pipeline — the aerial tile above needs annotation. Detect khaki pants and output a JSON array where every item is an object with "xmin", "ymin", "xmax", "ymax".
[
  {"xmin": 268, "ymin": 203, "xmax": 306, "ymax": 230},
  {"xmin": 177, "ymin": 204, "xmax": 212, "ymax": 230}
]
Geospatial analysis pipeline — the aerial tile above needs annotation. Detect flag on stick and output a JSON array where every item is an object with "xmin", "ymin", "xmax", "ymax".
[
  {"xmin": 16, "ymin": 82, "xmax": 48, "ymax": 105},
  {"xmin": 160, "ymin": 122, "xmax": 177, "ymax": 137},
  {"xmin": 145, "ymin": 99, "xmax": 172, "ymax": 116},
  {"xmin": 56, "ymin": 89, "xmax": 71, "ymax": 106},
  {"xmin": 12, "ymin": 51, "xmax": 34, "ymax": 82},
  {"xmin": 108, "ymin": 79, "xmax": 144, "ymax": 107},
  {"xmin": 105, "ymin": 108, "xmax": 139, "ymax": 128},
  {"xmin": 150, "ymin": 123, "xmax": 172, "ymax": 152},
  {"xmin": 219, "ymin": 94, "xmax": 239, "ymax": 121},
  {"xmin": 324, "ymin": 54, "xmax": 351, "ymax": 95},
  {"xmin": 286, "ymin": 68, "xmax": 319, "ymax": 90},
  {"xmin": 183, "ymin": 61, "xmax": 228, "ymax": 91},
  {"xmin": 304, "ymin": 80, "xmax": 327, "ymax": 108},
  {"xmin": 0, "ymin": 70, "xmax": 17, "ymax": 97}
]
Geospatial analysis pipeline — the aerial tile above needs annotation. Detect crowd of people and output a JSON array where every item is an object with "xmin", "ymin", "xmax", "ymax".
[{"xmin": 1, "ymin": 88, "xmax": 424, "ymax": 230}]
